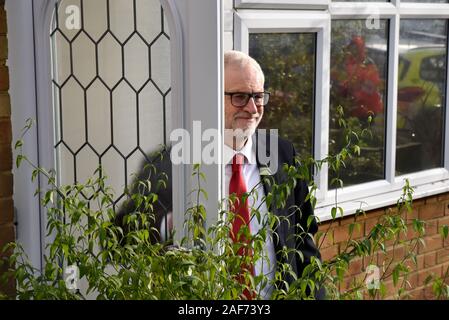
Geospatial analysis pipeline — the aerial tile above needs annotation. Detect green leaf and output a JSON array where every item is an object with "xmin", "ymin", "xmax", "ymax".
[
  {"xmin": 331, "ymin": 207, "xmax": 337, "ymax": 220},
  {"xmin": 16, "ymin": 155, "xmax": 24, "ymax": 168},
  {"xmin": 440, "ymin": 225, "xmax": 449, "ymax": 239},
  {"xmin": 31, "ymin": 169, "xmax": 39, "ymax": 182},
  {"xmin": 15, "ymin": 140, "xmax": 23, "ymax": 150},
  {"xmin": 392, "ymin": 266, "xmax": 399, "ymax": 286}
]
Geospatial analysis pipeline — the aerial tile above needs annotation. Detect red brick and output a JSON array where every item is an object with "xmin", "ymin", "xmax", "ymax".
[
  {"xmin": 0, "ymin": 172, "xmax": 12, "ymax": 197},
  {"xmin": 378, "ymin": 245, "xmax": 406, "ymax": 267},
  {"xmin": 419, "ymin": 203, "xmax": 445, "ymax": 221},
  {"xmin": 347, "ymin": 257, "xmax": 364, "ymax": 276},
  {"xmin": 437, "ymin": 193, "xmax": 449, "ymax": 202},
  {"xmin": 0, "ymin": 225, "xmax": 14, "ymax": 297},
  {"xmin": 438, "ymin": 204, "xmax": 449, "ymax": 219},
  {"xmin": 320, "ymin": 244, "xmax": 339, "ymax": 261},
  {"xmin": 0, "ymin": 65, "xmax": 8, "ymax": 91},
  {"xmin": 333, "ymin": 222, "xmax": 364, "ymax": 244},
  {"xmin": 364, "ymin": 216, "xmax": 383, "ymax": 236},
  {"xmin": 383, "ymin": 272, "xmax": 419, "ymax": 298},
  {"xmin": 404, "ymin": 252, "xmax": 422, "ymax": 272},
  {"xmin": 0, "ymin": 197, "xmax": 12, "ymax": 225},
  {"xmin": 0, "ymin": 223, "xmax": 14, "ymax": 252},
  {"xmin": 316, "ymin": 229, "xmax": 334, "ymax": 249},
  {"xmin": 413, "ymin": 198, "xmax": 426, "ymax": 208},
  {"xmin": 0, "ymin": 144, "xmax": 11, "ymax": 171},
  {"xmin": 0, "ymin": 253, "xmax": 15, "ymax": 297},
  {"xmin": 406, "ymin": 208, "xmax": 419, "ymax": 223},
  {"xmin": 0, "ymin": 35, "xmax": 6, "ymax": 61},
  {"xmin": 436, "ymin": 248, "xmax": 449, "ymax": 264},
  {"xmin": 339, "ymin": 214, "xmax": 357, "ymax": 226},
  {"xmin": 439, "ymin": 216, "xmax": 449, "ymax": 230},
  {"xmin": 0, "ymin": 4, "xmax": 6, "ymax": 35},
  {"xmin": 318, "ymin": 220, "xmax": 332, "ymax": 232},
  {"xmin": 424, "ymin": 219, "xmax": 439, "ymax": 236},
  {"xmin": 352, "ymin": 208, "xmax": 385, "ymax": 225},
  {"xmin": 441, "ymin": 263, "xmax": 449, "ymax": 281},
  {"xmin": 340, "ymin": 273, "xmax": 366, "ymax": 292},
  {"xmin": 423, "ymin": 251, "xmax": 437, "ymax": 268},
  {"xmin": 0, "ymin": 93, "xmax": 9, "ymax": 117},
  {"xmin": 398, "ymin": 224, "xmax": 422, "ymax": 242},
  {"xmin": 425, "ymin": 195, "xmax": 438, "ymax": 205},
  {"xmin": 422, "ymin": 285, "xmax": 437, "ymax": 300},
  {"xmin": 402, "ymin": 286, "xmax": 423, "ymax": 300},
  {"xmin": 366, "ymin": 208, "xmax": 387, "ymax": 219},
  {"xmin": 0, "ymin": 119, "xmax": 11, "ymax": 144},
  {"xmin": 417, "ymin": 265, "xmax": 442, "ymax": 287},
  {"xmin": 419, "ymin": 235, "xmax": 444, "ymax": 254},
  {"xmin": 406, "ymin": 272, "xmax": 419, "ymax": 290},
  {"xmin": 363, "ymin": 254, "xmax": 378, "ymax": 269}
]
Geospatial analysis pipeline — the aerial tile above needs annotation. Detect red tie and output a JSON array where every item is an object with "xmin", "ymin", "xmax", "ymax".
[{"xmin": 229, "ymin": 154, "xmax": 255, "ymax": 300}]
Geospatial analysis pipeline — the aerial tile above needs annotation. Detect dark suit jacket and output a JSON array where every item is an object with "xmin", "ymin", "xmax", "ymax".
[{"xmin": 253, "ymin": 131, "xmax": 325, "ymax": 299}]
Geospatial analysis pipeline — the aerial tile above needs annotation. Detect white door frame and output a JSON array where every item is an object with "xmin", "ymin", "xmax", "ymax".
[{"xmin": 7, "ymin": 0, "xmax": 224, "ymax": 270}]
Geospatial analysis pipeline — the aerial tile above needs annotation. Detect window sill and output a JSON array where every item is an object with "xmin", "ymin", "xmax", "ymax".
[{"xmin": 315, "ymin": 168, "xmax": 449, "ymax": 222}]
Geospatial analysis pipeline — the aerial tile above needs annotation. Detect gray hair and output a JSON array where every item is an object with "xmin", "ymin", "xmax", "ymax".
[{"xmin": 224, "ymin": 50, "xmax": 265, "ymax": 83}]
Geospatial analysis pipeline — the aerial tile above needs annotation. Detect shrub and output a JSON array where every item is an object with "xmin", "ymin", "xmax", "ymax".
[{"xmin": 1, "ymin": 118, "xmax": 448, "ymax": 300}]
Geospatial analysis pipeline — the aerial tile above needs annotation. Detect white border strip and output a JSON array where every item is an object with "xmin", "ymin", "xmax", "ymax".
[{"xmin": 234, "ymin": 0, "xmax": 329, "ymax": 10}]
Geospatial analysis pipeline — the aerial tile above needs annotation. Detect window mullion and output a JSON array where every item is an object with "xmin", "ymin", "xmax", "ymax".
[
  {"xmin": 445, "ymin": 23, "xmax": 449, "ymax": 171},
  {"xmin": 385, "ymin": 14, "xmax": 400, "ymax": 184},
  {"xmin": 315, "ymin": 21, "xmax": 330, "ymax": 197}
]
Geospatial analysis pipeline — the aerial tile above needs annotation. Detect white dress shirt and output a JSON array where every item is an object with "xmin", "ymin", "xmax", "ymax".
[{"xmin": 223, "ymin": 136, "xmax": 276, "ymax": 299}]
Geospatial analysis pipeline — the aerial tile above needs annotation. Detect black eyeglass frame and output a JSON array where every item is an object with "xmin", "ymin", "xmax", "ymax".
[{"xmin": 224, "ymin": 91, "xmax": 271, "ymax": 107}]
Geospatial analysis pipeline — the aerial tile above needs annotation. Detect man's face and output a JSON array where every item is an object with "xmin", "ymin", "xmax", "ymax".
[{"xmin": 224, "ymin": 64, "xmax": 264, "ymax": 136}]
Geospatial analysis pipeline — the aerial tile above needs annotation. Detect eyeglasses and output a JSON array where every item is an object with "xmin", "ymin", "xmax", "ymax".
[{"xmin": 224, "ymin": 91, "xmax": 270, "ymax": 108}]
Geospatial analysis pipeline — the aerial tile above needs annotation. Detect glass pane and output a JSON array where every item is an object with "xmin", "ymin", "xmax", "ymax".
[
  {"xmin": 51, "ymin": 0, "xmax": 172, "ymax": 241},
  {"xmin": 330, "ymin": 20, "xmax": 389, "ymax": 188},
  {"xmin": 396, "ymin": 20, "xmax": 447, "ymax": 175},
  {"xmin": 249, "ymin": 33, "xmax": 316, "ymax": 159},
  {"xmin": 402, "ymin": 1, "xmax": 447, "ymax": 3}
]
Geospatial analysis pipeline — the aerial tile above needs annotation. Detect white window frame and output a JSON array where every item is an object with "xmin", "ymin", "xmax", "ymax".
[
  {"xmin": 7, "ymin": 0, "xmax": 224, "ymax": 270},
  {"xmin": 234, "ymin": 1, "xmax": 449, "ymax": 222},
  {"xmin": 234, "ymin": 9, "xmax": 331, "ymax": 202},
  {"xmin": 234, "ymin": 0, "xmax": 330, "ymax": 10}
]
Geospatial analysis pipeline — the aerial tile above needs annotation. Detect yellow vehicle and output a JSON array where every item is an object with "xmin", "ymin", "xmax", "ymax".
[
  {"xmin": 397, "ymin": 46, "xmax": 446, "ymax": 129},
  {"xmin": 396, "ymin": 46, "xmax": 446, "ymax": 174}
]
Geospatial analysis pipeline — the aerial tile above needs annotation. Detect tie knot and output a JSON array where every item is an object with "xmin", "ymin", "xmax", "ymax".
[{"xmin": 232, "ymin": 154, "xmax": 245, "ymax": 172}]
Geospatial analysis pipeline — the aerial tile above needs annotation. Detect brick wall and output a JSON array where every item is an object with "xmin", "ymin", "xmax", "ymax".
[
  {"xmin": 0, "ymin": 0, "xmax": 14, "ymax": 295},
  {"xmin": 318, "ymin": 192, "xmax": 449, "ymax": 300}
]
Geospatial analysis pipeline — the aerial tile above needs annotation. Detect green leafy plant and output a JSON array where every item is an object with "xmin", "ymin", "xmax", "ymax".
[{"xmin": 0, "ymin": 118, "xmax": 448, "ymax": 300}]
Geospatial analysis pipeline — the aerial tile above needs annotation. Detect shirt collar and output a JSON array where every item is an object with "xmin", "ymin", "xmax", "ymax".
[{"xmin": 223, "ymin": 136, "xmax": 257, "ymax": 165}]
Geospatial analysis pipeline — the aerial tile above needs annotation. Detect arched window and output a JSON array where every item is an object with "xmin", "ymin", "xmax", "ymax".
[{"xmin": 50, "ymin": 0, "xmax": 172, "ymax": 212}]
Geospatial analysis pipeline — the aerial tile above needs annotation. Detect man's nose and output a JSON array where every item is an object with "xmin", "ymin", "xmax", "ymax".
[{"xmin": 243, "ymin": 96, "xmax": 258, "ymax": 114}]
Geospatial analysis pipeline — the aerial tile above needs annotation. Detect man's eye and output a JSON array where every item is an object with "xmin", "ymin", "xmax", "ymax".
[
  {"xmin": 234, "ymin": 94, "xmax": 246, "ymax": 100},
  {"xmin": 254, "ymin": 94, "xmax": 264, "ymax": 100},
  {"xmin": 233, "ymin": 94, "xmax": 248, "ymax": 102}
]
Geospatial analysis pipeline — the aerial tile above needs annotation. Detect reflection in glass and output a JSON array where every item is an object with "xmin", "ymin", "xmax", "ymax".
[
  {"xmin": 396, "ymin": 20, "xmax": 447, "ymax": 175},
  {"xmin": 329, "ymin": 20, "xmax": 389, "ymax": 188},
  {"xmin": 249, "ymin": 33, "xmax": 316, "ymax": 159}
]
